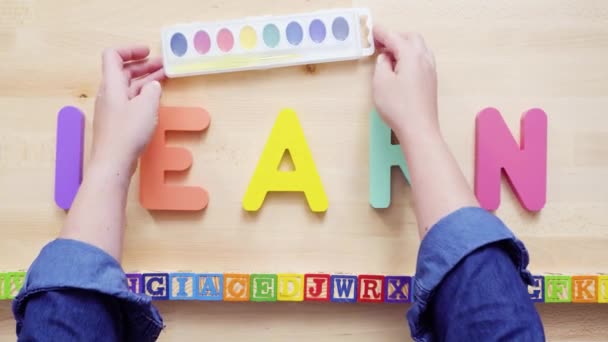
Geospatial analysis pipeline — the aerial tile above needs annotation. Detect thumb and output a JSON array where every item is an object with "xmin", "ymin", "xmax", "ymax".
[
  {"xmin": 137, "ymin": 81, "xmax": 162, "ymax": 113},
  {"xmin": 373, "ymin": 53, "xmax": 394, "ymax": 84}
]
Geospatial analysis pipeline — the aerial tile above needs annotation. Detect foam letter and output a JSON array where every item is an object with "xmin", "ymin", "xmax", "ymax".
[
  {"xmin": 243, "ymin": 109, "xmax": 328, "ymax": 212},
  {"xmin": 54, "ymin": 106, "xmax": 85, "ymax": 210},
  {"xmin": 475, "ymin": 108, "xmax": 547, "ymax": 211},
  {"xmin": 140, "ymin": 107, "xmax": 210, "ymax": 210},
  {"xmin": 369, "ymin": 109, "xmax": 410, "ymax": 208}
]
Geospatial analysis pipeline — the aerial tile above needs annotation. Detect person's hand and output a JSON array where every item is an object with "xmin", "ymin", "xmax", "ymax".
[
  {"xmin": 372, "ymin": 27, "xmax": 438, "ymax": 141},
  {"xmin": 91, "ymin": 45, "xmax": 165, "ymax": 177}
]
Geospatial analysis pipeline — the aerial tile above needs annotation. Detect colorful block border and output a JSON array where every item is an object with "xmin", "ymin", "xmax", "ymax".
[{"xmin": 1, "ymin": 272, "xmax": 606, "ymax": 304}]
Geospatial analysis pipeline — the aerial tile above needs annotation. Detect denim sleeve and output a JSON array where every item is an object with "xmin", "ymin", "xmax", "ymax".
[
  {"xmin": 430, "ymin": 243, "xmax": 545, "ymax": 341},
  {"xmin": 407, "ymin": 207, "xmax": 543, "ymax": 342},
  {"xmin": 12, "ymin": 239, "xmax": 163, "ymax": 341}
]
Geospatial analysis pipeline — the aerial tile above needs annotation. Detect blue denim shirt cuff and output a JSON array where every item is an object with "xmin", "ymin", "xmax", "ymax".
[
  {"xmin": 12, "ymin": 238, "xmax": 163, "ymax": 340},
  {"xmin": 407, "ymin": 207, "xmax": 533, "ymax": 342}
]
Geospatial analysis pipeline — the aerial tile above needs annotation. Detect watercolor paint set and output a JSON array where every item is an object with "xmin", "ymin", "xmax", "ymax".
[{"xmin": 161, "ymin": 8, "xmax": 374, "ymax": 77}]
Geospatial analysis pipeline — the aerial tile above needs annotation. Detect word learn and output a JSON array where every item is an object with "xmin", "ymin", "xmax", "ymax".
[{"xmin": 54, "ymin": 106, "xmax": 547, "ymax": 212}]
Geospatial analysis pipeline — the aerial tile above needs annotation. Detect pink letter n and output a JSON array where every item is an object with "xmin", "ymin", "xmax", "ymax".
[{"xmin": 475, "ymin": 108, "xmax": 547, "ymax": 211}]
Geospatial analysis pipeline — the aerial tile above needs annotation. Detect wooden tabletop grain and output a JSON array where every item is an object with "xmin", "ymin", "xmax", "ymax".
[{"xmin": 1, "ymin": 0, "xmax": 607, "ymax": 340}]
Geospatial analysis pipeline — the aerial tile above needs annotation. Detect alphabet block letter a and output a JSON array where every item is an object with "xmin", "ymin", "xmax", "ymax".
[
  {"xmin": 140, "ymin": 107, "xmax": 210, "ymax": 210},
  {"xmin": 475, "ymin": 107, "xmax": 547, "ymax": 211},
  {"xmin": 242, "ymin": 109, "xmax": 328, "ymax": 212}
]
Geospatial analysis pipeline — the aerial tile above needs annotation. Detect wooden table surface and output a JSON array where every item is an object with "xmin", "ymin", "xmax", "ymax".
[{"xmin": 1, "ymin": 0, "xmax": 607, "ymax": 340}]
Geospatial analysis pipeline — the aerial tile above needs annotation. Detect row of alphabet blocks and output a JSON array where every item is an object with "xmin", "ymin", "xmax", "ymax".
[
  {"xmin": 126, "ymin": 273, "xmax": 413, "ymax": 303},
  {"xmin": 529, "ymin": 275, "xmax": 608, "ymax": 303},
  {"xmin": 1, "ymin": 272, "xmax": 607, "ymax": 304}
]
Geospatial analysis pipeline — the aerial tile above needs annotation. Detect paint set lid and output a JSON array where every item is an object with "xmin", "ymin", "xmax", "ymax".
[{"xmin": 161, "ymin": 8, "xmax": 374, "ymax": 77}]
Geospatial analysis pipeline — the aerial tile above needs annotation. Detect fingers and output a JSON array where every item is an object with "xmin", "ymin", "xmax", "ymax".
[
  {"xmin": 373, "ymin": 26, "xmax": 406, "ymax": 60},
  {"xmin": 375, "ymin": 52, "xmax": 395, "ymax": 76},
  {"xmin": 125, "ymin": 57, "xmax": 164, "ymax": 80},
  {"xmin": 102, "ymin": 49, "xmax": 128, "ymax": 91},
  {"xmin": 114, "ymin": 45, "xmax": 150, "ymax": 62},
  {"xmin": 426, "ymin": 49, "xmax": 436, "ymax": 68},
  {"xmin": 375, "ymin": 27, "xmax": 431, "ymax": 55},
  {"xmin": 138, "ymin": 80, "xmax": 162, "ymax": 104},
  {"xmin": 401, "ymin": 32, "xmax": 428, "ymax": 51},
  {"xmin": 128, "ymin": 68, "xmax": 166, "ymax": 99},
  {"xmin": 372, "ymin": 53, "xmax": 396, "ymax": 97},
  {"xmin": 100, "ymin": 45, "xmax": 163, "ymax": 100},
  {"xmin": 102, "ymin": 46, "xmax": 149, "ymax": 74},
  {"xmin": 135, "ymin": 81, "xmax": 162, "ymax": 128},
  {"xmin": 102, "ymin": 46, "xmax": 151, "ymax": 94}
]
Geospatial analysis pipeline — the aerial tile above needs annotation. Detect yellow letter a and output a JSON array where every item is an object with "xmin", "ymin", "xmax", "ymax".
[{"xmin": 243, "ymin": 109, "xmax": 328, "ymax": 212}]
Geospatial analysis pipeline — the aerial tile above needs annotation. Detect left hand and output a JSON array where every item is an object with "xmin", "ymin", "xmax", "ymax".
[{"xmin": 91, "ymin": 45, "xmax": 166, "ymax": 176}]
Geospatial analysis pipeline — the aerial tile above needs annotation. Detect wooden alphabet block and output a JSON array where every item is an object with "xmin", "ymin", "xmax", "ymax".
[
  {"xmin": 143, "ymin": 273, "xmax": 169, "ymax": 300},
  {"xmin": 528, "ymin": 275, "xmax": 544, "ymax": 302},
  {"xmin": 126, "ymin": 273, "xmax": 143, "ymax": 294},
  {"xmin": 384, "ymin": 276, "xmax": 412, "ymax": 303},
  {"xmin": 0, "ymin": 271, "xmax": 25, "ymax": 300},
  {"xmin": 223, "ymin": 274, "xmax": 250, "ymax": 301},
  {"xmin": 170, "ymin": 273, "xmax": 196, "ymax": 300},
  {"xmin": 304, "ymin": 273, "xmax": 330, "ymax": 301},
  {"xmin": 0, "ymin": 273, "xmax": 5, "ymax": 300},
  {"xmin": 330, "ymin": 275, "xmax": 358, "ymax": 303},
  {"xmin": 572, "ymin": 275, "xmax": 598, "ymax": 303},
  {"xmin": 250, "ymin": 274, "xmax": 277, "ymax": 302},
  {"xmin": 196, "ymin": 274, "xmax": 223, "ymax": 301},
  {"xmin": 544, "ymin": 275, "xmax": 572, "ymax": 303},
  {"xmin": 358, "ymin": 275, "xmax": 385, "ymax": 303},
  {"xmin": 599, "ymin": 275, "xmax": 608, "ymax": 303},
  {"xmin": 277, "ymin": 273, "xmax": 304, "ymax": 301}
]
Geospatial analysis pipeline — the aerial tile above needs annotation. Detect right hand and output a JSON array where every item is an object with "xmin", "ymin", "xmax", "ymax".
[
  {"xmin": 91, "ymin": 46, "xmax": 165, "ymax": 178},
  {"xmin": 372, "ymin": 27, "xmax": 439, "ymax": 141}
]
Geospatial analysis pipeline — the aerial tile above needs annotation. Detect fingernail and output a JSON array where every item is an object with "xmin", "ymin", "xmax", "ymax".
[
  {"xmin": 377, "ymin": 53, "xmax": 386, "ymax": 64},
  {"xmin": 151, "ymin": 80, "xmax": 161, "ymax": 89}
]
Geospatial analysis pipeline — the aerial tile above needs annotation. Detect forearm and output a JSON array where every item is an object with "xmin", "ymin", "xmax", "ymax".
[
  {"xmin": 60, "ymin": 160, "xmax": 132, "ymax": 261},
  {"xmin": 398, "ymin": 129, "xmax": 478, "ymax": 238}
]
